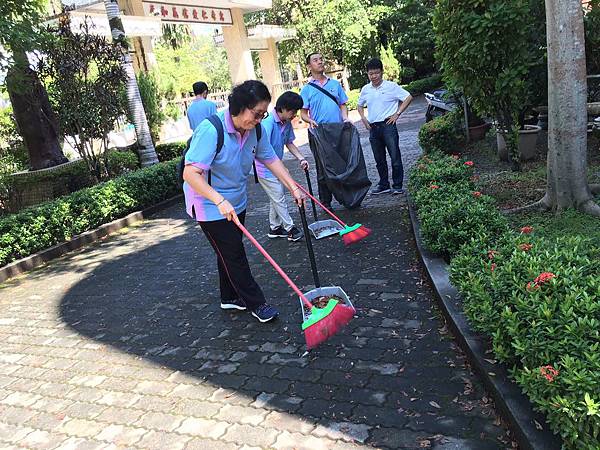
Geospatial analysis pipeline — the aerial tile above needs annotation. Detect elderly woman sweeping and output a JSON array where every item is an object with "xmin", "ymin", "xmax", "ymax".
[{"xmin": 182, "ymin": 80, "xmax": 305, "ymax": 323}]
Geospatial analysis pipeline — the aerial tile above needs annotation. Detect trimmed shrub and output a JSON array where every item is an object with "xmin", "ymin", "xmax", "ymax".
[
  {"xmin": 345, "ymin": 89, "xmax": 361, "ymax": 111},
  {"xmin": 0, "ymin": 159, "xmax": 180, "ymax": 267},
  {"xmin": 106, "ymin": 150, "xmax": 139, "ymax": 176},
  {"xmin": 155, "ymin": 142, "xmax": 186, "ymax": 162},
  {"xmin": 418, "ymin": 109, "xmax": 465, "ymax": 154},
  {"xmin": 404, "ymin": 73, "xmax": 443, "ymax": 96}
]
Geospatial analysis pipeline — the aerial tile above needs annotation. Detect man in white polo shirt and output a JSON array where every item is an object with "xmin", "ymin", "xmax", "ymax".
[{"xmin": 357, "ymin": 58, "xmax": 413, "ymax": 195}]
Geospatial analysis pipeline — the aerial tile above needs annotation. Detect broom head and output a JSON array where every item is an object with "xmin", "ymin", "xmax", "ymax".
[
  {"xmin": 302, "ymin": 299, "xmax": 355, "ymax": 349},
  {"xmin": 340, "ymin": 223, "xmax": 371, "ymax": 246}
]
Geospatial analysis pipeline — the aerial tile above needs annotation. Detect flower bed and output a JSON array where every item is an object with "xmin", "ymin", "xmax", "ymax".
[
  {"xmin": 409, "ymin": 151, "xmax": 600, "ymax": 449},
  {"xmin": 0, "ymin": 159, "xmax": 180, "ymax": 267}
]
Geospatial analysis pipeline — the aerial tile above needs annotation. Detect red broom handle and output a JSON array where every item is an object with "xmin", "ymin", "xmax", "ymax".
[
  {"xmin": 233, "ymin": 218, "xmax": 313, "ymax": 310},
  {"xmin": 294, "ymin": 182, "xmax": 347, "ymax": 227}
]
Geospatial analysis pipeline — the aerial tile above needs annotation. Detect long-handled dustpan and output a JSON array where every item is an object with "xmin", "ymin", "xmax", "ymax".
[
  {"xmin": 303, "ymin": 169, "xmax": 344, "ymax": 240},
  {"xmin": 297, "ymin": 204, "xmax": 355, "ymax": 348},
  {"xmin": 234, "ymin": 216, "xmax": 354, "ymax": 349}
]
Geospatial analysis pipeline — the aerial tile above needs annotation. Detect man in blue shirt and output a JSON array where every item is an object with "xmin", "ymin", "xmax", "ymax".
[
  {"xmin": 186, "ymin": 81, "xmax": 217, "ymax": 131},
  {"xmin": 300, "ymin": 52, "xmax": 349, "ymax": 208},
  {"xmin": 255, "ymin": 91, "xmax": 309, "ymax": 242}
]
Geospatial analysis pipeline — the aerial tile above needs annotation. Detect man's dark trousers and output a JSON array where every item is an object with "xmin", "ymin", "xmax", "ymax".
[
  {"xmin": 308, "ymin": 131, "xmax": 333, "ymax": 206},
  {"xmin": 369, "ymin": 121, "xmax": 404, "ymax": 190}
]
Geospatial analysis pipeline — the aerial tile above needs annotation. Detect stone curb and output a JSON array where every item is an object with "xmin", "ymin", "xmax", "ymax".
[
  {"xmin": 407, "ymin": 198, "xmax": 562, "ymax": 450},
  {"xmin": 0, "ymin": 194, "xmax": 183, "ymax": 284}
]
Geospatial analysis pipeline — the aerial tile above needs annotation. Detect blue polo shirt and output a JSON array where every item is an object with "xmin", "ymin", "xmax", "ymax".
[
  {"xmin": 183, "ymin": 110, "xmax": 278, "ymax": 221},
  {"xmin": 187, "ymin": 98, "xmax": 217, "ymax": 131},
  {"xmin": 300, "ymin": 77, "xmax": 348, "ymax": 124},
  {"xmin": 254, "ymin": 110, "xmax": 295, "ymax": 179}
]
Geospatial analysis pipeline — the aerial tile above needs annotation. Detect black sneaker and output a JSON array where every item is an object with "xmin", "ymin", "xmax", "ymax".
[
  {"xmin": 251, "ymin": 303, "xmax": 279, "ymax": 323},
  {"xmin": 220, "ymin": 298, "xmax": 247, "ymax": 311},
  {"xmin": 267, "ymin": 226, "xmax": 287, "ymax": 239},
  {"xmin": 391, "ymin": 188, "xmax": 405, "ymax": 195},
  {"xmin": 287, "ymin": 226, "xmax": 303, "ymax": 242},
  {"xmin": 372, "ymin": 186, "xmax": 391, "ymax": 195}
]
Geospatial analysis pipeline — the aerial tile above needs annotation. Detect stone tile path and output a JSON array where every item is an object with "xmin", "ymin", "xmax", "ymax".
[{"xmin": 0, "ymin": 98, "xmax": 513, "ymax": 449}]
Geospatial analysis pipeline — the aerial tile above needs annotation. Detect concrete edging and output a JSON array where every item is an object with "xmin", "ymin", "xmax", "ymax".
[
  {"xmin": 0, "ymin": 194, "xmax": 183, "ymax": 284},
  {"xmin": 407, "ymin": 198, "xmax": 562, "ymax": 450}
]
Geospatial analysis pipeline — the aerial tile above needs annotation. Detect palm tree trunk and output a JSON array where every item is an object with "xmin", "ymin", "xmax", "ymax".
[{"xmin": 103, "ymin": 0, "xmax": 158, "ymax": 167}]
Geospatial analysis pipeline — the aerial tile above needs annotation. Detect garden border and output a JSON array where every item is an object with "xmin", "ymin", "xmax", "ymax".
[
  {"xmin": 407, "ymin": 198, "xmax": 562, "ymax": 450},
  {"xmin": 0, "ymin": 194, "xmax": 183, "ymax": 284}
]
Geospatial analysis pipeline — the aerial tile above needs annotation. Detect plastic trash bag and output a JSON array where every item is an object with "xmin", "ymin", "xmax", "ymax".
[{"xmin": 309, "ymin": 122, "xmax": 372, "ymax": 209}]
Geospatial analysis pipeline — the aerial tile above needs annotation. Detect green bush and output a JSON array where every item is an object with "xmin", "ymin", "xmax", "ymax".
[
  {"xmin": 450, "ymin": 235, "xmax": 600, "ymax": 449},
  {"xmin": 106, "ymin": 150, "xmax": 139, "ymax": 176},
  {"xmin": 418, "ymin": 109, "xmax": 465, "ymax": 154},
  {"xmin": 410, "ymin": 151, "xmax": 600, "ymax": 448},
  {"xmin": 0, "ymin": 159, "xmax": 180, "ymax": 267},
  {"xmin": 137, "ymin": 71, "xmax": 166, "ymax": 142},
  {"xmin": 345, "ymin": 89, "xmax": 361, "ymax": 111},
  {"xmin": 155, "ymin": 142, "xmax": 186, "ymax": 162},
  {"xmin": 404, "ymin": 74, "xmax": 443, "ymax": 96}
]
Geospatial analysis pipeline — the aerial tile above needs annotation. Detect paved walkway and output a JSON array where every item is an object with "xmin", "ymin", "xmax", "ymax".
[{"xmin": 0, "ymin": 98, "xmax": 511, "ymax": 449}]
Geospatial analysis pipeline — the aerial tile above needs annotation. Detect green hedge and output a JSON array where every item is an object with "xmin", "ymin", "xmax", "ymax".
[
  {"xmin": 404, "ymin": 73, "xmax": 443, "ymax": 96},
  {"xmin": 346, "ymin": 89, "xmax": 360, "ymax": 111},
  {"xmin": 155, "ymin": 142, "xmax": 186, "ymax": 162},
  {"xmin": 418, "ymin": 109, "xmax": 465, "ymax": 154},
  {"xmin": 410, "ymin": 152, "xmax": 600, "ymax": 449},
  {"xmin": 0, "ymin": 159, "xmax": 180, "ymax": 267}
]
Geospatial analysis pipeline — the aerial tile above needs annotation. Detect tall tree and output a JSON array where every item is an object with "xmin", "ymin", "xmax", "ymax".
[
  {"xmin": 103, "ymin": 0, "xmax": 158, "ymax": 167},
  {"xmin": 538, "ymin": 0, "xmax": 600, "ymax": 215},
  {"xmin": 1, "ymin": 0, "xmax": 67, "ymax": 170}
]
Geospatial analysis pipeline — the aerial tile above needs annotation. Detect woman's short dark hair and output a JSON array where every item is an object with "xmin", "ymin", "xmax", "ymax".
[
  {"xmin": 275, "ymin": 91, "xmax": 303, "ymax": 113},
  {"xmin": 192, "ymin": 81, "xmax": 208, "ymax": 96},
  {"xmin": 366, "ymin": 58, "xmax": 384, "ymax": 72},
  {"xmin": 228, "ymin": 80, "xmax": 271, "ymax": 116}
]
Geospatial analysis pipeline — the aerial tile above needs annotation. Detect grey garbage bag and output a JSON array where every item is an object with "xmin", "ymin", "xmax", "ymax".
[{"xmin": 309, "ymin": 122, "xmax": 372, "ymax": 209}]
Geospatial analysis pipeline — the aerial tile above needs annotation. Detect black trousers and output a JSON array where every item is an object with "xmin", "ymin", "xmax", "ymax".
[
  {"xmin": 308, "ymin": 131, "xmax": 333, "ymax": 206},
  {"xmin": 198, "ymin": 211, "xmax": 266, "ymax": 310}
]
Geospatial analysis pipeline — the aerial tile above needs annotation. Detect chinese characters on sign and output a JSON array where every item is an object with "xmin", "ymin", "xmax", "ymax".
[{"xmin": 142, "ymin": 2, "xmax": 233, "ymax": 25}]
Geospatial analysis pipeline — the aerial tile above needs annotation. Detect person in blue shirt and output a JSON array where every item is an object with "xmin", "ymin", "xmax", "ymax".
[
  {"xmin": 186, "ymin": 81, "xmax": 217, "ymax": 131},
  {"xmin": 255, "ymin": 91, "xmax": 309, "ymax": 242},
  {"xmin": 300, "ymin": 52, "xmax": 349, "ymax": 208},
  {"xmin": 183, "ymin": 80, "xmax": 305, "ymax": 324}
]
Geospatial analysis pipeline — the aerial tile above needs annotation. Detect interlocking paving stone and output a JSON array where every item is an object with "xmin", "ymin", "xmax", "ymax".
[{"xmin": 0, "ymin": 99, "xmax": 510, "ymax": 449}]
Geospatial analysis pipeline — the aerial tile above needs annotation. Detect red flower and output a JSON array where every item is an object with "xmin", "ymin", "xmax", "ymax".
[
  {"xmin": 534, "ymin": 272, "xmax": 556, "ymax": 285},
  {"xmin": 540, "ymin": 365, "xmax": 559, "ymax": 382},
  {"xmin": 473, "ymin": 191, "xmax": 482, "ymax": 198},
  {"xmin": 520, "ymin": 226, "xmax": 534, "ymax": 234},
  {"xmin": 491, "ymin": 263, "xmax": 497, "ymax": 272},
  {"xmin": 464, "ymin": 161, "xmax": 474, "ymax": 167},
  {"xmin": 430, "ymin": 184, "xmax": 439, "ymax": 190},
  {"xmin": 487, "ymin": 250, "xmax": 497, "ymax": 260},
  {"xmin": 519, "ymin": 243, "xmax": 533, "ymax": 252},
  {"xmin": 526, "ymin": 281, "xmax": 539, "ymax": 291}
]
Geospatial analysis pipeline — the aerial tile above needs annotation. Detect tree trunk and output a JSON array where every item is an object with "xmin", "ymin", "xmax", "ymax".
[
  {"xmin": 6, "ymin": 53, "xmax": 67, "ymax": 170},
  {"xmin": 103, "ymin": 0, "xmax": 158, "ymax": 167},
  {"xmin": 543, "ymin": 0, "xmax": 600, "ymax": 215}
]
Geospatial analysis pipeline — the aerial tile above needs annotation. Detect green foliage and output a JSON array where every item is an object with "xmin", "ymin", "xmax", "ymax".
[
  {"xmin": 39, "ymin": 15, "xmax": 128, "ymax": 179},
  {"xmin": 0, "ymin": 159, "xmax": 180, "ymax": 267},
  {"xmin": 433, "ymin": 0, "xmax": 537, "ymax": 162},
  {"xmin": 155, "ymin": 142, "xmax": 186, "ymax": 162},
  {"xmin": 585, "ymin": 0, "xmax": 600, "ymax": 75},
  {"xmin": 410, "ymin": 151, "xmax": 600, "ymax": 448},
  {"xmin": 418, "ymin": 109, "xmax": 465, "ymax": 154},
  {"xmin": 379, "ymin": 46, "xmax": 402, "ymax": 83},
  {"xmin": 404, "ymin": 74, "xmax": 442, "ymax": 96},
  {"xmin": 154, "ymin": 36, "xmax": 231, "ymax": 98},
  {"xmin": 345, "ymin": 90, "xmax": 361, "ymax": 111},
  {"xmin": 136, "ymin": 71, "xmax": 165, "ymax": 142},
  {"xmin": 0, "ymin": 0, "xmax": 46, "ymax": 69},
  {"xmin": 105, "ymin": 150, "xmax": 139, "ymax": 176}
]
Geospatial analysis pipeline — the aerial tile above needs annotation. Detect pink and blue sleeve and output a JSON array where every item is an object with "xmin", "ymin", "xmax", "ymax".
[{"xmin": 185, "ymin": 120, "xmax": 218, "ymax": 171}]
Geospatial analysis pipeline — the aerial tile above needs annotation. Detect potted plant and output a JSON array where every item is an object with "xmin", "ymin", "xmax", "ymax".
[{"xmin": 465, "ymin": 101, "xmax": 491, "ymax": 142}]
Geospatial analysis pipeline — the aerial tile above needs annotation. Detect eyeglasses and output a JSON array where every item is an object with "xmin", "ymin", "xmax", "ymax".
[{"xmin": 250, "ymin": 109, "xmax": 269, "ymax": 120}]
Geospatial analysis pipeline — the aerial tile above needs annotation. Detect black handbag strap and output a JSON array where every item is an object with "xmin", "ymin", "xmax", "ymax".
[{"xmin": 307, "ymin": 81, "xmax": 340, "ymax": 107}]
